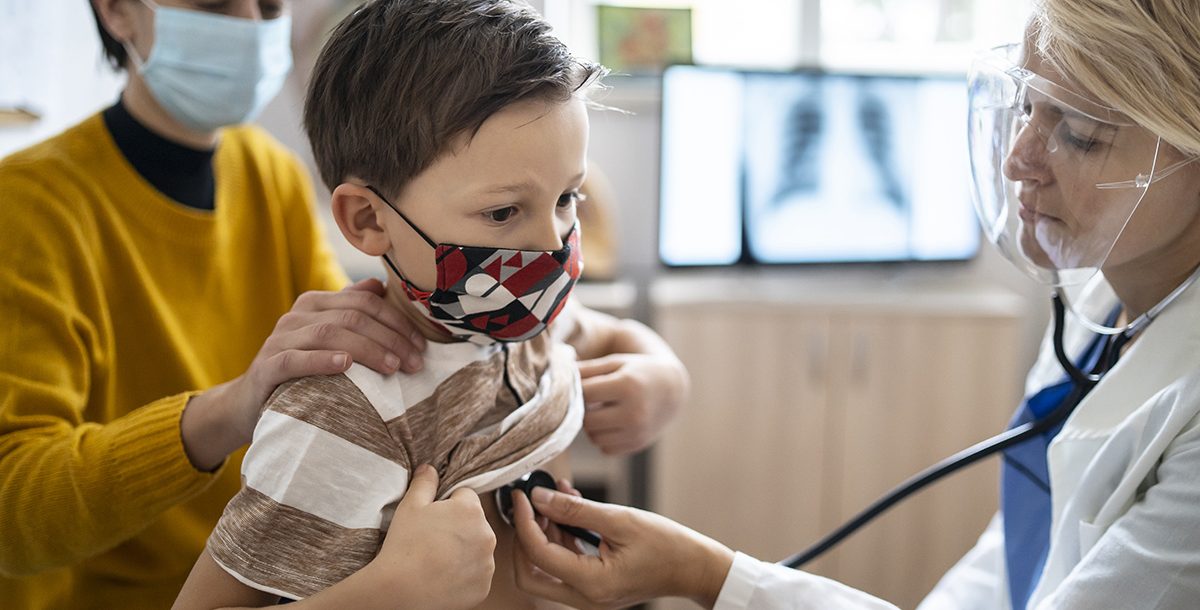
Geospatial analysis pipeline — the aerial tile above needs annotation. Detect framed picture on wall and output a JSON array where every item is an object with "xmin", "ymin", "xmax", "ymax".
[{"xmin": 596, "ymin": 5, "xmax": 692, "ymax": 75}]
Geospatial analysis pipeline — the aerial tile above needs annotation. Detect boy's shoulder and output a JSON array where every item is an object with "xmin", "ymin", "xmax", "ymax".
[
  {"xmin": 266, "ymin": 373, "xmax": 372, "ymax": 418},
  {"xmin": 262, "ymin": 373, "xmax": 407, "ymax": 466}
]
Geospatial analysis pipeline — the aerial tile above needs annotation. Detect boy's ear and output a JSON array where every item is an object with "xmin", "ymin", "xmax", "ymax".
[{"xmin": 331, "ymin": 183, "xmax": 391, "ymax": 257}]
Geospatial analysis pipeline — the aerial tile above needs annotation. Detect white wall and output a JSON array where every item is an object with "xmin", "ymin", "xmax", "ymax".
[
  {"xmin": 0, "ymin": 1, "xmax": 1050, "ymax": 383},
  {"xmin": 0, "ymin": 4, "xmax": 123, "ymax": 157},
  {"xmin": 584, "ymin": 79, "xmax": 1050, "ymax": 382}
]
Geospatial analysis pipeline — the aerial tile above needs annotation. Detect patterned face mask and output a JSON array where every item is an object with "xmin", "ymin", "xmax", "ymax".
[{"xmin": 367, "ymin": 186, "xmax": 583, "ymax": 345}]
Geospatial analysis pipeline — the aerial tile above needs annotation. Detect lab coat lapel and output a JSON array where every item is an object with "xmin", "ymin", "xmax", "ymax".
[{"xmin": 1047, "ymin": 277, "xmax": 1200, "ymax": 521}]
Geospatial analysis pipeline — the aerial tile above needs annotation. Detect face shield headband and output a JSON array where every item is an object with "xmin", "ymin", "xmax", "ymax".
[{"xmin": 967, "ymin": 43, "xmax": 1199, "ymax": 333}]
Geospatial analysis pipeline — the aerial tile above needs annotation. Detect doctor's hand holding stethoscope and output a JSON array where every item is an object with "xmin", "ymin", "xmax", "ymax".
[
  {"xmin": 508, "ymin": 0, "xmax": 1200, "ymax": 608},
  {"xmin": 509, "ymin": 479, "xmax": 893, "ymax": 609}
]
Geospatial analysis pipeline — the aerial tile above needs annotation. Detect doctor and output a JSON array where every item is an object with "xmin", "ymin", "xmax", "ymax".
[{"xmin": 510, "ymin": 0, "xmax": 1200, "ymax": 608}]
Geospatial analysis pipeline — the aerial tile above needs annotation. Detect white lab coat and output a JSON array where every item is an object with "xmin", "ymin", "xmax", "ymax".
[{"xmin": 713, "ymin": 277, "xmax": 1200, "ymax": 609}]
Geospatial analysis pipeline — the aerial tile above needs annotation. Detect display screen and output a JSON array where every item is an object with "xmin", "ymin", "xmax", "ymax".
[{"xmin": 659, "ymin": 65, "xmax": 979, "ymax": 266}]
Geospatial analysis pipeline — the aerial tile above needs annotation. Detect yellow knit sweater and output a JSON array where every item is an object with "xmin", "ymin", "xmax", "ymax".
[{"xmin": 0, "ymin": 114, "xmax": 348, "ymax": 608}]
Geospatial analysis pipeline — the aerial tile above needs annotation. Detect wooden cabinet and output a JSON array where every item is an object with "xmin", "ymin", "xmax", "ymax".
[
  {"xmin": 649, "ymin": 278, "xmax": 1024, "ymax": 609},
  {"xmin": 567, "ymin": 281, "xmax": 640, "ymax": 505}
]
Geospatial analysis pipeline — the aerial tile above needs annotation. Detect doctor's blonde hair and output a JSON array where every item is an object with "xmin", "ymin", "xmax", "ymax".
[{"xmin": 1035, "ymin": 0, "xmax": 1200, "ymax": 157}]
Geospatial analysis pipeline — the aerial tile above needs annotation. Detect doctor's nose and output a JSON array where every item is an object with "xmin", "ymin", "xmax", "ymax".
[{"xmin": 1003, "ymin": 119, "xmax": 1055, "ymax": 185}]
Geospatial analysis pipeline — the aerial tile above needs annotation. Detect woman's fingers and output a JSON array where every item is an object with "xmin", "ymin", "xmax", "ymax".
[
  {"xmin": 512, "ymin": 541, "xmax": 598, "ymax": 609},
  {"xmin": 274, "ymin": 312, "xmax": 419, "ymax": 374},
  {"xmin": 512, "ymin": 492, "xmax": 597, "ymax": 582},
  {"xmin": 528, "ymin": 487, "xmax": 623, "ymax": 534},
  {"xmin": 288, "ymin": 285, "xmax": 427, "ymax": 369},
  {"xmin": 253, "ymin": 349, "xmax": 352, "ymax": 394}
]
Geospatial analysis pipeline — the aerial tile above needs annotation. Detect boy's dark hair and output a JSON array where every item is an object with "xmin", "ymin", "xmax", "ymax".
[
  {"xmin": 90, "ymin": 3, "xmax": 129, "ymax": 70},
  {"xmin": 304, "ymin": 0, "xmax": 605, "ymax": 197}
]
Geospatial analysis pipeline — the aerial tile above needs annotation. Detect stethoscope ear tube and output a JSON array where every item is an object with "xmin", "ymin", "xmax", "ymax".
[{"xmin": 781, "ymin": 294, "xmax": 1125, "ymax": 569}]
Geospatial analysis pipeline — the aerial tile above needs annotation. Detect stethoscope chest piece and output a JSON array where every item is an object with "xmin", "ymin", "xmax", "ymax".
[{"xmin": 495, "ymin": 469, "xmax": 602, "ymax": 555}]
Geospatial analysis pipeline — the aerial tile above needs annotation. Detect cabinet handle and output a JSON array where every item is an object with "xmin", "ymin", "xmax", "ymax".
[
  {"xmin": 851, "ymin": 334, "xmax": 870, "ymax": 384},
  {"xmin": 808, "ymin": 332, "xmax": 825, "ymax": 384}
]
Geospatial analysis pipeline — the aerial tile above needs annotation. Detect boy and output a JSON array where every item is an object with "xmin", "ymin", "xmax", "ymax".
[{"xmin": 174, "ymin": 0, "xmax": 687, "ymax": 607}]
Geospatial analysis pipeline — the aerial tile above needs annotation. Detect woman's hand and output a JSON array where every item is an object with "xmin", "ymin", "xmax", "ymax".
[
  {"xmin": 511, "ymin": 480, "xmax": 734, "ymax": 609},
  {"xmin": 181, "ymin": 278, "xmax": 426, "ymax": 470}
]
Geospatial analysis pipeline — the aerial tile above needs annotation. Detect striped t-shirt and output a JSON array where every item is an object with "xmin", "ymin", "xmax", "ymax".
[{"xmin": 206, "ymin": 332, "xmax": 583, "ymax": 599}]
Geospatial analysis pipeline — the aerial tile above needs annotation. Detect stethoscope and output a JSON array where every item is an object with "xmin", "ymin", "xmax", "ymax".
[
  {"xmin": 500, "ymin": 267, "xmax": 1200, "ymax": 570},
  {"xmin": 781, "ymin": 263, "xmax": 1200, "ymax": 568},
  {"xmin": 495, "ymin": 298, "xmax": 1138, "ymax": 567},
  {"xmin": 496, "ymin": 470, "xmax": 603, "ymax": 555}
]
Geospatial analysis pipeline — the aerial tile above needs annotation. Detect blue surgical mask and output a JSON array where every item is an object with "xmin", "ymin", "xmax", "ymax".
[{"xmin": 125, "ymin": 2, "xmax": 293, "ymax": 132}]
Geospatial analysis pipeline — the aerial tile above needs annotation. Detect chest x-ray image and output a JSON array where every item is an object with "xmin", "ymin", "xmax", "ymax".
[{"xmin": 659, "ymin": 66, "xmax": 978, "ymax": 267}]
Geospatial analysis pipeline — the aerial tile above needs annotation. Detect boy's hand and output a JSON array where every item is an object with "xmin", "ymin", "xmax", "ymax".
[
  {"xmin": 369, "ymin": 464, "xmax": 497, "ymax": 609},
  {"xmin": 579, "ymin": 353, "xmax": 688, "ymax": 456},
  {"xmin": 181, "ymin": 278, "xmax": 426, "ymax": 471}
]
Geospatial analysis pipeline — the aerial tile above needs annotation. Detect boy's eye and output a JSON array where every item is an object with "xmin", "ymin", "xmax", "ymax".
[
  {"xmin": 558, "ymin": 191, "xmax": 587, "ymax": 208},
  {"xmin": 487, "ymin": 207, "xmax": 518, "ymax": 223}
]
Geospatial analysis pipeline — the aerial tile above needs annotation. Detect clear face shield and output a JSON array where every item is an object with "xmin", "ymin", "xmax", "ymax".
[{"xmin": 968, "ymin": 44, "xmax": 1197, "ymax": 333}]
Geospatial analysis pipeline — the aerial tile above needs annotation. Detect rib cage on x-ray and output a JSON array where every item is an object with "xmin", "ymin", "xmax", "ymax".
[
  {"xmin": 770, "ymin": 78, "xmax": 907, "ymax": 212},
  {"xmin": 656, "ymin": 65, "xmax": 978, "ymax": 267}
]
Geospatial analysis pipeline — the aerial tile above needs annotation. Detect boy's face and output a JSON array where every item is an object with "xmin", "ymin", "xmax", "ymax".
[{"xmin": 382, "ymin": 97, "xmax": 590, "ymax": 292}]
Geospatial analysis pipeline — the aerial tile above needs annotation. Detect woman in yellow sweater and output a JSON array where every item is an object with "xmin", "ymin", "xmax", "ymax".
[
  {"xmin": 2, "ymin": 2, "xmax": 689, "ymax": 607},
  {"xmin": 0, "ymin": 1, "xmax": 486, "ymax": 607}
]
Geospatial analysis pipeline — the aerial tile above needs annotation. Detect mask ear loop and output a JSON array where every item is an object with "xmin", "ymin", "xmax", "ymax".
[
  {"xmin": 116, "ymin": 0, "xmax": 159, "ymax": 72},
  {"xmin": 365, "ymin": 185, "xmax": 439, "ymax": 249},
  {"xmin": 365, "ymin": 185, "xmax": 441, "ymax": 297}
]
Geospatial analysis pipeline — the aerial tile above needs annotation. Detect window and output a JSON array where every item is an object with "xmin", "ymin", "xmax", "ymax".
[{"xmin": 541, "ymin": 0, "xmax": 1033, "ymax": 73}]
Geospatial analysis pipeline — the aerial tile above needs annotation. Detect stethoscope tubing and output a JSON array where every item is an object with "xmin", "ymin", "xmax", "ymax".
[{"xmin": 780, "ymin": 294, "xmax": 1121, "ymax": 569}]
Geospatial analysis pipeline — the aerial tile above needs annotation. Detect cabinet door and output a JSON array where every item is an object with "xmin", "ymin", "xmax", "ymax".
[
  {"xmin": 652, "ymin": 304, "xmax": 836, "ymax": 610},
  {"xmin": 816, "ymin": 313, "xmax": 1021, "ymax": 608}
]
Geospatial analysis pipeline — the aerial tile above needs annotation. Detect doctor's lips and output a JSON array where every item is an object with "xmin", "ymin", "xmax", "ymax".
[{"xmin": 1017, "ymin": 193, "xmax": 1059, "ymax": 223}]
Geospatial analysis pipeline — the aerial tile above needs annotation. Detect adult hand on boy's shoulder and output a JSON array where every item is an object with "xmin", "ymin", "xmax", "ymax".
[
  {"xmin": 181, "ymin": 278, "xmax": 427, "ymax": 471},
  {"xmin": 367, "ymin": 464, "xmax": 497, "ymax": 609},
  {"xmin": 578, "ymin": 351, "xmax": 689, "ymax": 456}
]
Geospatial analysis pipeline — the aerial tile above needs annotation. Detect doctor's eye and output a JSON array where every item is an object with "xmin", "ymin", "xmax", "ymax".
[
  {"xmin": 1062, "ymin": 131, "xmax": 1100, "ymax": 153},
  {"xmin": 1057, "ymin": 121, "xmax": 1111, "ymax": 154},
  {"xmin": 558, "ymin": 190, "xmax": 587, "ymax": 209},
  {"xmin": 485, "ymin": 206, "xmax": 518, "ymax": 223}
]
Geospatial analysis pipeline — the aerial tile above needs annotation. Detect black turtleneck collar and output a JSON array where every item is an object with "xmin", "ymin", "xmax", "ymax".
[{"xmin": 102, "ymin": 98, "xmax": 216, "ymax": 211}]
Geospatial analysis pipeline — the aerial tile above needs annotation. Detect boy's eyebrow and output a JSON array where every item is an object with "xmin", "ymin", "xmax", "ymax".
[{"xmin": 480, "ymin": 172, "xmax": 587, "ymax": 195}]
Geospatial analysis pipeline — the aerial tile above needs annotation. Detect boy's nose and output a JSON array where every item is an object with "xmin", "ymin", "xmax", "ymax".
[{"xmin": 525, "ymin": 216, "xmax": 571, "ymax": 252}]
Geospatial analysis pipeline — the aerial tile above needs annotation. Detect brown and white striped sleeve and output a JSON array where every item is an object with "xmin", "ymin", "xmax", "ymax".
[{"xmin": 206, "ymin": 374, "xmax": 411, "ymax": 600}]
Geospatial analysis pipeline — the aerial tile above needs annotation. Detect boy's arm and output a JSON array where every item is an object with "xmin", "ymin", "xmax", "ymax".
[
  {"xmin": 173, "ymin": 552, "xmax": 280, "ymax": 609},
  {"xmin": 556, "ymin": 302, "xmax": 689, "ymax": 456}
]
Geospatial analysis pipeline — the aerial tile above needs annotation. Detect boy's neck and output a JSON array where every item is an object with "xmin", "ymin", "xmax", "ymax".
[{"xmin": 382, "ymin": 278, "xmax": 459, "ymax": 344}]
